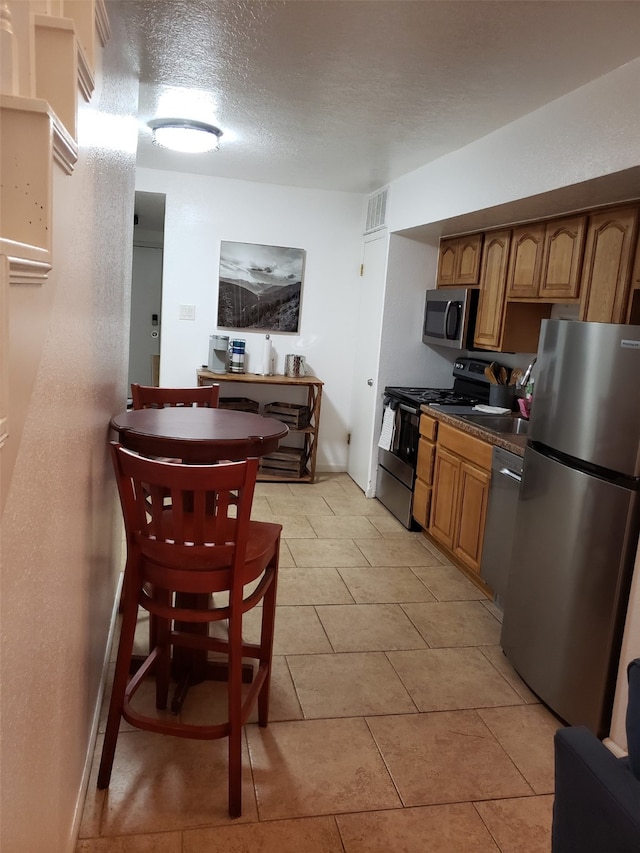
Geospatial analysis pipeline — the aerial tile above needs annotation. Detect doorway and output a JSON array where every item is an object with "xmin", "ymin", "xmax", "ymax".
[{"xmin": 128, "ymin": 192, "xmax": 166, "ymax": 389}]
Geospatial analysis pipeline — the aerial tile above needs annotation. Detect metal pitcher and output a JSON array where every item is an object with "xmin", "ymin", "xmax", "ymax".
[{"xmin": 284, "ymin": 354, "xmax": 306, "ymax": 377}]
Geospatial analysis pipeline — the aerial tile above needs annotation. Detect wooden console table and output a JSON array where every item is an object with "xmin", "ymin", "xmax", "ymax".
[{"xmin": 196, "ymin": 369, "xmax": 323, "ymax": 483}]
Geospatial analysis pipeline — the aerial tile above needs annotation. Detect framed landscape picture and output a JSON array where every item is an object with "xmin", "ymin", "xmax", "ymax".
[{"xmin": 217, "ymin": 241, "xmax": 305, "ymax": 332}]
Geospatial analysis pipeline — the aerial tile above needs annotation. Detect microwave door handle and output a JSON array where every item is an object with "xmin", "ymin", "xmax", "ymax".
[{"xmin": 443, "ymin": 300, "xmax": 462, "ymax": 340}]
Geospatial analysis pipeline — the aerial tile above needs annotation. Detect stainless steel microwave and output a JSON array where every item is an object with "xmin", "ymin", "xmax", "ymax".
[{"xmin": 422, "ymin": 287, "xmax": 479, "ymax": 349}]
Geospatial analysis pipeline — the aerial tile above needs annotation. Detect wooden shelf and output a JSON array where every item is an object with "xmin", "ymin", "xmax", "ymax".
[{"xmin": 197, "ymin": 369, "xmax": 323, "ymax": 483}]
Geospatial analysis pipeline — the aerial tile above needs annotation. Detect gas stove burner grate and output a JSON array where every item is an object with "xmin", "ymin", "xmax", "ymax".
[{"xmin": 386, "ymin": 386, "xmax": 484, "ymax": 407}]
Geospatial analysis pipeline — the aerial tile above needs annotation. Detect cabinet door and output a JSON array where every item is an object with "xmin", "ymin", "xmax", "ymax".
[
  {"xmin": 416, "ymin": 436, "xmax": 436, "ymax": 484},
  {"xmin": 429, "ymin": 446, "xmax": 460, "ymax": 550},
  {"xmin": 506, "ymin": 223, "xmax": 546, "ymax": 298},
  {"xmin": 453, "ymin": 462, "xmax": 490, "ymax": 575},
  {"xmin": 454, "ymin": 233, "xmax": 483, "ymax": 285},
  {"xmin": 580, "ymin": 206, "xmax": 639, "ymax": 324},
  {"xmin": 413, "ymin": 435, "xmax": 436, "ymax": 529},
  {"xmin": 437, "ymin": 238, "xmax": 458, "ymax": 286},
  {"xmin": 628, "ymin": 228, "xmax": 640, "ymax": 324},
  {"xmin": 412, "ymin": 478, "xmax": 431, "ymax": 530},
  {"xmin": 539, "ymin": 215, "xmax": 586, "ymax": 299},
  {"xmin": 474, "ymin": 229, "xmax": 511, "ymax": 350}
]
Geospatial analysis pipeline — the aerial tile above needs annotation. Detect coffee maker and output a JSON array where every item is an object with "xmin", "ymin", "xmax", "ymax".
[{"xmin": 207, "ymin": 335, "xmax": 229, "ymax": 373}]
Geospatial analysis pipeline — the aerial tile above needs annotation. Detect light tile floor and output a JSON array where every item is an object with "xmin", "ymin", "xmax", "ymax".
[{"xmin": 77, "ymin": 473, "xmax": 558, "ymax": 852}]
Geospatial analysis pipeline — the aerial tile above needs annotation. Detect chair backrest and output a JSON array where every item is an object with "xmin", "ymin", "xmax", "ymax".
[
  {"xmin": 111, "ymin": 442, "xmax": 258, "ymax": 597},
  {"xmin": 131, "ymin": 383, "xmax": 220, "ymax": 410}
]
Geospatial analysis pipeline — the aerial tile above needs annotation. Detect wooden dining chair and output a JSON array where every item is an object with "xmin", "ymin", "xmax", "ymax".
[
  {"xmin": 131, "ymin": 382, "xmax": 220, "ymax": 409},
  {"xmin": 98, "ymin": 443, "xmax": 281, "ymax": 818}
]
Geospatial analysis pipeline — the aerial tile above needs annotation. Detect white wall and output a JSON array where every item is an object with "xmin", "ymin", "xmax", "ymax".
[
  {"xmin": 135, "ymin": 168, "xmax": 365, "ymax": 471},
  {"xmin": 0, "ymin": 10, "xmax": 137, "ymax": 852},
  {"xmin": 388, "ymin": 57, "xmax": 640, "ymax": 232}
]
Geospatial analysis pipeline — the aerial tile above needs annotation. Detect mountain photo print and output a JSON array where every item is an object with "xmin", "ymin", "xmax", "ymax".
[{"xmin": 217, "ymin": 241, "xmax": 305, "ymax": 332}]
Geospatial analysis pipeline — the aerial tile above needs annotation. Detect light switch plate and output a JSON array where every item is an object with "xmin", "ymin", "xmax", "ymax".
[{"xmin": 179, "ymin": 304, "xmax": 196, "ymax": 320}]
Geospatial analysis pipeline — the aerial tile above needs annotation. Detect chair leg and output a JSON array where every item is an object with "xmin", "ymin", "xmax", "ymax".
[
  {"xmin": 97, "ymin": 588, "xmax": 139, "ymax": 789},
  {"xmin": 258, "ymin": 558, "xmax": 279, "ymax": 727},
  {"xmin": 155, "ymin": 589, "xmax": 171, "ymax": 710},
  {"xmin": 228, "ymin": 723, "xmax": 242, "ymax": 819},
  {"xmin": 228, "ymin": 609, "xmax": 243, "ymax": 818}
]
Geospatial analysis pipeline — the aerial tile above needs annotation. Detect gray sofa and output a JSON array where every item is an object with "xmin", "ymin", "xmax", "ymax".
[{"xmin": 552, "ymin": 658, "xmax": 640, "ymax": 852}]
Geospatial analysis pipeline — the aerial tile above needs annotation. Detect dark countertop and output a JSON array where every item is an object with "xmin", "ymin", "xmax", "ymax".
[{"xmin": 420, "ymin": 405, "xmax": 528, "ymax": 456}]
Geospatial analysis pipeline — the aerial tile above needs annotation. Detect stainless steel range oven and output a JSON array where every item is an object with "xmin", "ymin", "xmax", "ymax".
[{"xmin": 376, "ymin": 357, "xmax": 493, "ymax": 528}]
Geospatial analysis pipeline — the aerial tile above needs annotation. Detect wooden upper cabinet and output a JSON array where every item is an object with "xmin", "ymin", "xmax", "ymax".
[
  {"xmin": 506, "ymin": 216, "xmax": 586, "ymax": 300},
  {"xmin": 437, "ymin": 239, "xmax": 458, "ymax": 286},
  {"xmin": 539, "ymin": 215, "xmax": 586, "ymax": 299},
  {"xmin": 437, "ymin": 233, "xmax": 483, "ymax": 287},
  {"xmin": 455, "ymin": 234, "xmax": 483, "ymax": 285},
  {"xmin": 628, "ymin": 228, "xmax": 640, "ymax": 324},
  {"xmin": 580, "ymin": 206, "xmax": 639, "ymax": 324},
  {"xmin": 506, "ymin": 223, "xmax": 546, "ymax": 298},
  {"xmin": 474, "ymin": 229, "xmax": 511, "ymax": 350}
]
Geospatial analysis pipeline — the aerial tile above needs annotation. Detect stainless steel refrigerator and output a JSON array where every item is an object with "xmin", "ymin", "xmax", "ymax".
[{"xmin": 501, "ymin": 320, "xmax": 640, "ymax": 738}]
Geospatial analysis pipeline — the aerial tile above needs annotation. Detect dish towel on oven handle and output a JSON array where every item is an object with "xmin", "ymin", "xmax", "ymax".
[{"xmin": 378, "ymin": 400, "xmax": 398, "ymax": 451}]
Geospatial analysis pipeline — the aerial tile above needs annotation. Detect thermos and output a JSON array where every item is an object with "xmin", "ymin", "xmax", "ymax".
[{"xmin": 229, "ymin": 338, "xmax": 246, "ymax": 374}]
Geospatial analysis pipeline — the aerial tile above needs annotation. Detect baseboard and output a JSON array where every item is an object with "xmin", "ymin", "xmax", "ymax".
[
  {"xmin": 68, "ymin": 571, "xmax": 123, "ymax": 850},
  {"xmin": 314, "ymin": 463, "xmax": 345, "ymax": 474}
]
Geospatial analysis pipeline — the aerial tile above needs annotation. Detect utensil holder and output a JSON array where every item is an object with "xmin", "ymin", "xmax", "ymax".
[{"xmin": 489, "ymin": 384, "xmax": 515, "ymax": 409}]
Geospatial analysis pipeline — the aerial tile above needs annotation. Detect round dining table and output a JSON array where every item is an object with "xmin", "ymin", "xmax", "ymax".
[{"xmin": 110, "ymin": 406, "xmax": 289, "ymax": 462}]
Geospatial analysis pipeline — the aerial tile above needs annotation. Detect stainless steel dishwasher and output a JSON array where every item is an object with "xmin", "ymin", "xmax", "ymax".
[{"xmin": 480, "ymin": 446, "xmax": 523, "ymax": 608}]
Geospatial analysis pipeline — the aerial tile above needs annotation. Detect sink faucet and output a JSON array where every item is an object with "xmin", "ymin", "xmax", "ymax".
[{"xmin": 519, "ymin": 357, "xmax": 537, "ymax": 388}]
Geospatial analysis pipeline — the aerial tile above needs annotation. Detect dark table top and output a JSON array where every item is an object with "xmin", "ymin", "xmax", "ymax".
[{"xmin": 110, "ymin": 407, "xmax": 289, "ymax": 463}]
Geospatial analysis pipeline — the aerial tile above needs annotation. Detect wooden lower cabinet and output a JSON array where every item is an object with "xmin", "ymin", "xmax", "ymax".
[
  {"xmin": 412, "ymin": 414, "xmax": 437, "ymax": 529},
  {"xmin": 428, "ymin": 445, "xmax": 459, "ymax": 549},
  {"xmin": 429, "ymin": 423, "xmax": 492, "ymax": 575},
  {"xmin": 455, "ymin": 462, "xmax": 491, "ymax": 572}
]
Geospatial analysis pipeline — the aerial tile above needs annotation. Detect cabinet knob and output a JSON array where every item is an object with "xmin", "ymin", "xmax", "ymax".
[{"xmin": 367, "ymin": 379, "xmax": 373, "ymax": 386}]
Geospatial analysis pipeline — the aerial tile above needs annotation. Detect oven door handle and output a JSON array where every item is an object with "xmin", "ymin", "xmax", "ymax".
[
  {"xmin": 391, "ymin": 406, "xmax": 402, "ymax": 453},
  {"xmin": 398, "ymin": 402, "xmax": 420, "ymax": 416}
]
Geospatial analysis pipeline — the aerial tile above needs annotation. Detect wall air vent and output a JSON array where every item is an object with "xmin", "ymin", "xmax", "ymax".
[{"xmin": 364, "ymin": 186, "xmax": 389, "ymax": 234}]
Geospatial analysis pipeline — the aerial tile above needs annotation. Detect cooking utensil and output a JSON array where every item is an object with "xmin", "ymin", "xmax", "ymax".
[
  {"xmin": 509, "ymin": 367, "xmax": 523, "ymax": 386},
  {"xmin": 484, "ymin": 364, "xmax": 498, "ymax": 384},
  {"xmin": 498, "ymin": 366, "xmax": 508, "ymax": 385}
]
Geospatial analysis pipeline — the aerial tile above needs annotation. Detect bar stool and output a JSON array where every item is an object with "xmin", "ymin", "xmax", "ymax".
[{"xmin": 98, "ymin": 443, "xmax": 281, "ymax": 818}]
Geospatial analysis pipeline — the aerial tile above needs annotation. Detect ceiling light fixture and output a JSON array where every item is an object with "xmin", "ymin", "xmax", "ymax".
[{"xmin": 148, "ymin": 118, "xmax": 223, "ymax": 154}]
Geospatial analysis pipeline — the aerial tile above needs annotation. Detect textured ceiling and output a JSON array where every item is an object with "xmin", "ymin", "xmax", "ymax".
[{"xmin": 118, "ymin": 0, "xmax": 640, "ymax": 194}]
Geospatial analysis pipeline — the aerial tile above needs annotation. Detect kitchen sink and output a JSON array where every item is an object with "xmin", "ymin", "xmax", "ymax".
[{"xmin": 457, "ymin": 413, "xmax": 529, "ymax": 436}]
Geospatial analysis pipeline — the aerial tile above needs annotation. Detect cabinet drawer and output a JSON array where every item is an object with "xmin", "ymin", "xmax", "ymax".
[
  {"xmin": 419, "ymin": 414, "xmax": 438, "ymax": 441},
  {"xmin": 416, "ymin": 437, "xmax": 436, "ymax": 484},
  {"xmin": 412, "ymin": 478, "xmax": 431, "ymax": 529},
  {"xmin": 437, "ymin": 423, "xmax": 492, "ymax": 470}
]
